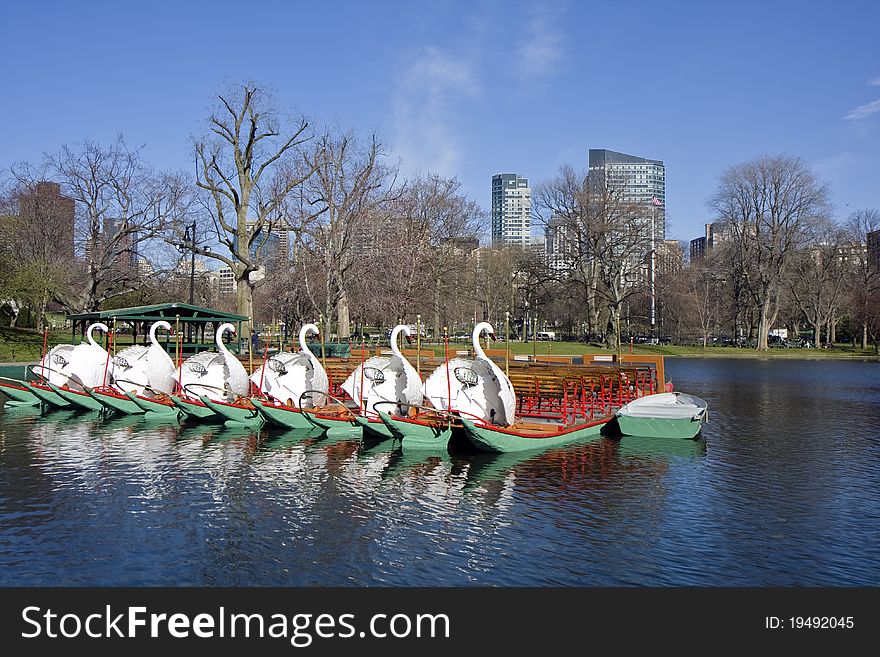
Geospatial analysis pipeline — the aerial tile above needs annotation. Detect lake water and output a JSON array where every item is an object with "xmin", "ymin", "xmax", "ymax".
[{"xmin": 1, "ymin": 358, "xmax": 878, "ymax": 586}]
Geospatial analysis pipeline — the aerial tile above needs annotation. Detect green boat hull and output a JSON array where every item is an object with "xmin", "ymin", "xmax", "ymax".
[
  {"xmin": 171, "ymin": 395, "xmax": 220, "ymax": 421},
  {"xmin": 460, "ymin": 417, "xmax": 609, "ymax": 453},
  {"xmin": 124, "ymin": 391, "xmax": 180, "ymax": 416},
  {"xmin": 611, "ymin": 415, "xmax": 704, "ymax": 440},
  {"xmin": 353, "ymin": 415, "xmax": 395, "ymax": 441},
  {"xmin": 303, "ymin": 411, "xmax": 362, "ymax": 438},
  {"xmin": 252, "ymin": 400, "xmax": 314, "ymax": 430},
  {"xmin": 199, "ymin": 395, "xmax": 263, "ymax": 427},
  {"xmin": 87, "ymin": 388, "xmax": 145, "ymax": 415},
  {"xmin": 0, "ymin": 380, "xmax": 40, "ymax": 406},
  {"xmin": 48, "ymin": 383, "xmax": 104, "ymax": 411},
  {"xmin": 378, "ymin": 411, "xmax": 454, "ymax": 450},
  {"xmin": 26, "ymin": 382, "xmax": 72, "ymax": 408}
]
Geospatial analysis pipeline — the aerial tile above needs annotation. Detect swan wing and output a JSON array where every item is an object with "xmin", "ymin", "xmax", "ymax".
[
  {"xmin": 36, "ymin": 344, "xmax": 77, "ymax": 386},
  {"xmin": 171, "ymin": 350, "xmax": 225, "ymax": 398},
  {"xmin": 341, "ymin": 356, "xmax": 389, "ymax": 402},
  {"xmin": 399, "ymin": 357, "xmax": 424, "ymax": 407},
  {"xmin": 422, "ymin": 357, "xmax": 473, "ymax": 412},
  {"xmin": 477, "ymin": 358, "xmax": 516, "ymax": 426},
  {"xmin": 272, "ymin": 354, "xmax": 311, "ymax": 404},
  {"xmin": 144, "ymin": 342, "xmax": 176, "ymax": 395},
  {"xmin": 223, "ymin": 352, "xmax": 250, "ymax": 399},
  {"xmin": 307, "ymin": 353, "xmax": 329, "ymax": 407},
  {"xmin": 67, "ymin": 342, "xmax": 110, "ymax": 389},
  {"xmin": 110, "ymin": 345, "xmax": 150, "ymax": 393}
]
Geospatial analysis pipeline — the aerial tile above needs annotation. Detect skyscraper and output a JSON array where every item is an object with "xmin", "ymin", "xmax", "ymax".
[
  {"xmin": 491, "ymin": 173, "xmax": 531, "ymax": 247},
  {"xmin": 587, "ymin": 149, "xmax": 666, "ymax": 241},
  {"xmin": 17, "ymin": 181, "xmax": 75, "ymax": 260}
]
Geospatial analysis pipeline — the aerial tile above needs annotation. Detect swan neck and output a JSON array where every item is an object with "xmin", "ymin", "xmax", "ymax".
[
  {"xmin": 390, "ymin": 326, "xmax": 405, "ymax": 359},
  {"xmin": 472, "ymin": 324, "xmax": 488, "ymax": 361},
  {"xmin": 216, "ymin": 324, "xmax": 232, "ymax": 355}
]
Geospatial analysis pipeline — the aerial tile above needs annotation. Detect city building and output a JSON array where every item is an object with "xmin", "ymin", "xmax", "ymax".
[
  {"xmin": 587, "ymin": 149, "xmax": 666, "ymax": 241},
  {"xmin": 544, "ymin": 214, "xmax": 576, "ymax": 272},
  {"xmin": 689, "ymin": 223, "xmax": 728, "ymax": 261},
  {"xmin": 137, "ymin": 257, "xmax": 154, "ymax": 277},
  {"xmin": 17, "ymin": 181, "xmax": 75, "ymax": 259},
  {"xmin": 868, "ymin": 229, "xmax": 880, "ymax": 274},
  {"xmin": 232, "ymin": 220, "xmax": 290, "ymax": 269},
  {"xmin": 657, "ymin": 240, "xmax": 685, "ymax": 275},
  {"xmin": 218, "ymin": 267, "xmax": 237, "ymax": 295},
  {"xmin": 491, "ymin": 173, "xmax": 531, "ymax": 247}
]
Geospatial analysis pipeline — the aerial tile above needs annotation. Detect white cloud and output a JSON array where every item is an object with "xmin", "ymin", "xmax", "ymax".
[
  {"xmin": 868, "ymin": 77, "xmax": 880, "ymax": 86},
  {"xmin": 518, "ymin": 8, "xmax": 565, "ymax": 79},
  {"xmin": 392, "ymin": 48, "xmax": 480, "ymax": 178},
  {"xmin": 813, "ymin": 152, "xmax": 856, "ymax": 179},
  {"xmin": 843, "ymin": 98, "xmax": 880, "ymax": 121}
]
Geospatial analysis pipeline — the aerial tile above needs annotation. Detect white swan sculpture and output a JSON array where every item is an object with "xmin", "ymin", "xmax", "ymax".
[
  {"xmin": 341, "ymin": 324, "xmax": 423, "ymax": 417},
  {"xmin": 422, "ymin": 322, "xmax": 516, "ymax": 426},
  {"xmin": 171, "ymin": 322, "xmax": 249, "ymax": 402},
  {"xmin": 35, "ymin": 322, "xmax": 110, "ymax": 390},
  {"xmin": 109, "ymin": 320, "xmax": 176, "ymax": 397},
  {"xmin": 250, "ymin": 323, "xmax": 329, "ymax": 407}
]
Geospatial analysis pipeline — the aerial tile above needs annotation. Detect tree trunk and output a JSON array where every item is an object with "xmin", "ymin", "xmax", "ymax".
[
  {"xmin": 432, "ymin": 279, "xmax": 441, "ymax": 341},
  {"xmin": 236, "ymin": 274, "xmax": 254, "ymax": 340},
  {"xmin": 863, "ymin": 322, "xmax": 868, "ymax": 350},
  {"xmin": 756, "ymin": 297, "xmax": 772, "ymax": 350},
  {"xmin": 605, "ymin": 305, "xmax": 619, "ymax": 350},
  {"xmin": 336, "ymin": 291, "xmax": 350, "ymax": 340},
  {"xmin": 811, "ymin": 322, "xmax": 820, "ymax": 348}
]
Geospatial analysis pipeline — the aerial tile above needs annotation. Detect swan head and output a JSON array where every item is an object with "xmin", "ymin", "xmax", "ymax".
[
  {"xmin": 471, "ymin": 322, "xmax": 496, "ymax": 359},
  {"xmin": 472, "ymin": 322, "xmax": 496, "ymax": 343},
  {"xmin": 87, "ymin": 322, "xmax": 110, "ymax": 346},
  {"xmin": 149, "ymin": 320, "xmax": 172, "ymax": 342},
  {"xmin": 299, "ymin": 323, "xmax": 319, "ymax": 351},
  {"xmin": 214, "ymin": 323, "xmax": 236, "ymax": 351},
  {"xmin": 390, "ymin": 324, "xmax": 412, "ymax": 346}
]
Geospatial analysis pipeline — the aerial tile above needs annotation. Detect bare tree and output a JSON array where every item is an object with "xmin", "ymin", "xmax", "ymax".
[
  {"xmin": 787, "ymin": 219, "xmax": 849, "ymax": 346},
  {"xmin": 0, "ymin": 179, "xmax": 76, "ymax": 328},
  {"xmin": 534, "ymin": 165, "xmax": 602, "ymax": 335},
  {"xmin": 192, "ymin": 83, "xmax": 315, "ymax": 338},
  {"xmin": 385, "ymin": 175, "xmax": 482, "ymax": 336},
  {"xmin": 709, "ymin": 154, "xmax": 830, "ymax": 350},
  {"xmin": 535, "ymin": 165, "xmax": 650, "ymax": 350},
  {"xmin": 843, "ymin": 208, "xmax": 880, "ymax": 348},
  {"xmin": 12, "ymin": 137, "xmax": 178, "ymax": 313},
  {"xmin": 299, "ymin": 129, "xmax": 398, "ymax": 339}
]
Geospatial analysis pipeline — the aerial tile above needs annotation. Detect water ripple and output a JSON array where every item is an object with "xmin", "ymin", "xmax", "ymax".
[{"xmin": 1, "ymin": 359, "xmax": 879, "ymax": 585}]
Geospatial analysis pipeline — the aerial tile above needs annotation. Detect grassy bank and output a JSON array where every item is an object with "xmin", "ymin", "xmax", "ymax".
[
  {"xmin": 2, "ymin": 326, "xmax": 877, "ymax": 363},
  {"xmin": 435, "ymin": 339, "xmax": 879, "ymax": 360}
]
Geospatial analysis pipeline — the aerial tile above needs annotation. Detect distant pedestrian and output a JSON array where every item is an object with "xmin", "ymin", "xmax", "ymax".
[{"xmin": 251, "ymin": 331, "xmax": 259, "ymax": 351}]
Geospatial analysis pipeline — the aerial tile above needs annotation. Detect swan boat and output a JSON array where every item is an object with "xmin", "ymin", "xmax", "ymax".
[
  {"xmin": 390, "ymin": 322, "xmax": 516, "ymax": 451},
  {"xmin": 459, "ymin": 415, "xmax": 613, "ymax": 453},
  {"xmin": 602, "ymin": 392, "xmax": 708, "ymax": 439},
  {"xmin": 0, "ymin": 376, "xmax": 41, "ymax": 406},
  {"xmin": 32, "ymin": 323, "xmax": 111, "ymax": 412},
  {"xmin": 248, "ymin": 324, "xmax": 329, "ymax": 429},
  {"xmin": 343, "ymin": 324, "xmax": 423, "ymax": 442},
  {"xmin": 170, "ymin": 322, "xmax": 249, "ymax": 422},
  {"xmin": 85, "ymin": 321, "xmax": 178, "ymax": 416}
]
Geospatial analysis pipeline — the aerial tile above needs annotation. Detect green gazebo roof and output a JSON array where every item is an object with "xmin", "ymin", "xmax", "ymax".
[{"xmin": 66, "ymin": 303, "xmax": 249, "ymax": 323}]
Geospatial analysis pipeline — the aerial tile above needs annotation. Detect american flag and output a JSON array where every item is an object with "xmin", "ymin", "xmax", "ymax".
[{"xmin": 651, "ymin": 197, "xmax": 662, "ymax": 206}]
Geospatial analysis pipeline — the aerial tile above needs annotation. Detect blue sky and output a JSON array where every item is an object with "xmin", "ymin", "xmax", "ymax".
[{"xmin": 2, "ymin": 0, "xmax": 879, "ymax": 242}]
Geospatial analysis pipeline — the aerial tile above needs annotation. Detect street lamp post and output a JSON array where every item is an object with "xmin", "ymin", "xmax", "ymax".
[
  {"xmin": 650, "ymin": 201, "xmax": 656, "ymax": 337},
  {"xmin": 649, "ymin": 197, "xmax": 661, "ymax": 343},
  {"xmin": 184, "ymin": 221, "xmax": 197, "ymax": 305}
]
